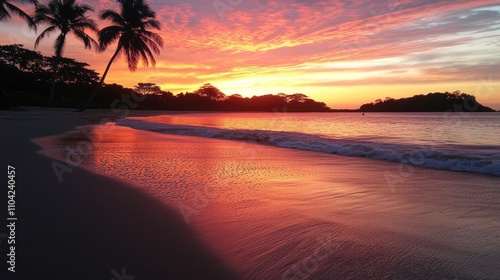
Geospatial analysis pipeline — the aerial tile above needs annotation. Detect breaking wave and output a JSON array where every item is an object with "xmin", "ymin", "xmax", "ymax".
[{"xmin": 117, "ymin": 118, "xmax": 500, "ymax": 177}]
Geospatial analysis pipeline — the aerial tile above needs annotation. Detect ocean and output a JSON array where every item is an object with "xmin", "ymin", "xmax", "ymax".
[
  {"xmin": 35, "ymin": 111, "xmax": 500, "ymax": 279},
  {"xmin": 118, "ymin": 112, "xmax": 500, "ymax": 176}
]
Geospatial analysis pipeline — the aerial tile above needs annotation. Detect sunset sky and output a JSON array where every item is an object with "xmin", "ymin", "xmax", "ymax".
[{"xmin": 1, "ymin": 0, "xmax": 499, "ymax": 109}]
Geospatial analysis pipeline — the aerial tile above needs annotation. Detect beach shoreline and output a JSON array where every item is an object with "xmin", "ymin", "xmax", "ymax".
[
  {"xmin": 2, "ymin": 108, "xmax": 500, "ymax": 279},
  {"xmin": 0, "ymin": 108, "xmax": 237, "ymax": 279}
]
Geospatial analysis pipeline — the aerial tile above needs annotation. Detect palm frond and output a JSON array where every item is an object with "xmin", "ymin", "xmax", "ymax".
[
  {"xmin": 19, "ymin": 0, "xmax": 39, "ymax": 5},
  {"xmin": 143, "ymin": 19, "xmax": 161, "ymax": 30},
  {"xmin": 139, "ymin": 30, "xmax": 164, "ymax": 48},
  {"xmin": 124, "ymin": 48, "xmax": 138, "ymax": 71},
  {"xmin": 98, "ymin": 25, "xmax": 123, "ymax": 50},
  {"xmin": 97, "ymin": 0, "xmax": 164, "ymax": 71},
  {"xmin": 3, "ymin": 1, "xmax": 37, "ymax": 29},
  {"xmin": 34, "ymin": 5, "xmax": 57, "ymax": 25},
  {"xmin": 135, "ymin": 37, "xmax": 156, "ymax": 66},
  {"xmin": 140, "ymin": 36, "xmax": 161, "ymax": 55},
  {"xmin": 100, "ymin": 9, "xmax": 125, "ymax": 26},
  {"xmin": 72, "ymin": 28, "xmax": 98, "ymax": 50},
  {"xmin": 35, "ymin": 0, "xmax": 98, "ymax": 55},
  {"xmin": 71, "ymin": 18, "xmax": 98, "ymax": 32},
  {"xmin": 34, "ymin": 25, "xmax": 58, "ymax": 48},
  {"xmin": 0, "ymin": 3, "xmax": 11, "ymax": 20},
  {"xmin": 77, "ymin": 3, "xmax": 93, "ymax": 13}
]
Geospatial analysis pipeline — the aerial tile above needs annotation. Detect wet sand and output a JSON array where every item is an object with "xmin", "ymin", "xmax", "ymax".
[
  {"xmin": 0, "ymin": 108, "xmax": 236, "ymax": 280},
  {"xmin": 33, "ymin": 119, "xmax": 500, "ymax": 279},
  {"xmin": 2, "ymin": 108, "xmax": 500, "ymax": 279}
]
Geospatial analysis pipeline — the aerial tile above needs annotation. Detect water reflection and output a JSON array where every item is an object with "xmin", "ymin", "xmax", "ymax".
[{"xmin": 35, "ymin": 124, "xmax": 500, "ymax": 279}]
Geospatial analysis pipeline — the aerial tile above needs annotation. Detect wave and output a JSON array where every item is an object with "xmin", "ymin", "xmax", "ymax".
[{"xmin": 116, "ymin": 119, "xmax": 500, "ymax": 177}]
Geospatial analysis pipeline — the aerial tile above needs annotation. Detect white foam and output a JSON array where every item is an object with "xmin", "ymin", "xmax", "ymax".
[{"xmin": 117, "ymin": 119, "xmax": 500, "ymax": 177}]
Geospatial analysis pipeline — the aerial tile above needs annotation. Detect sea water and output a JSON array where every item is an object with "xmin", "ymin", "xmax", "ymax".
[
  {"xmin": 35, "ymin": 112, "xmax": 500, "ymax": 279},
  {"xmin": 117, "ymin": 112, "xmax": 500, "ymax": 176}
]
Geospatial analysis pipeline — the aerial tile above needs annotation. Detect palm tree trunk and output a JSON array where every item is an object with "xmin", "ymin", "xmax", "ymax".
[
  {"xmin": 79, "ymin": 45, "xmax": 121, "ymax": 111},
  {"xmin": 47, "ymin": 55, "xmax": 60, "ymax": 107}
]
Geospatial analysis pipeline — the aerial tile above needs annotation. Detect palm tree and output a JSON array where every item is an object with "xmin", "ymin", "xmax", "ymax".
[
  {"xmin": 0, "ymin": 0, "xmax": 38, "ymax": 29},
  {"xmin": 80, "ymin": 0, "xmax": 163, "ymax": 111},
  {"xmin": 34, "ymin": 0, "xmax": 98, "ymax": 106}
]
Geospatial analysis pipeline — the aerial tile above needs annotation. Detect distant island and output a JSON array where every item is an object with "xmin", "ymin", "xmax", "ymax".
[
  {"xmin": 359, "ymin": 92, "xmax": 496, "ymax": 112},
  {"xmin": 0, "ymin": 44, "xmax": 497, "ymax": 112}
]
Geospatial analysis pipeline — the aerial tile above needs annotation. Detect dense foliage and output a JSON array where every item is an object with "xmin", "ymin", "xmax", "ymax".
[
  {"xmin": 1, "ymin": 44, "xmax": 494, "ymax": 112},
  {"xmin": 0, "ymin": 44, "xmax": 99, "ymax": 85},
  {"xmin": 0, "ymin": 2, "xmax": 496, "ymax": 113},
  {"xmin": 0, "ymin": 44, "xmax": 101, "ymax": 108},
  {"xmin": 138, "ymin": 88, "xmax": 331, "ymax": 112},
  {"xmin": 359, "ymin": 92, "xmax": 495, "ymax": 112},
  {"xmin": 0, "ymin": 44, "xmax": 331, "ymax": 111}
]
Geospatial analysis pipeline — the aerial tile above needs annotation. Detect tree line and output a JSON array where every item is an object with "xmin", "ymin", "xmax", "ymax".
[
  {"xmin": 0, "ymin": 44, "xmax": 99, "ymax": 85},
  {"xmin": 0, "ymin": 0, "xmax": 331, "ymax": 112},
  {"xmin": 0, "ymin": 0, "xmax": 163, "ymax": 110},
  {"xmin": 1, "ymin": 1, "xmax": 494, "ymax": 112},
  {"xmin": 359, "ymin": 91, "xmax": 495, "ymax": 112},
  {"xmin": 0, "ymin": 44, "xmax": 331, "ymax": 111},
  {"xmin": 135, "ymin": 83, "xmax": 331, "ymax": 111}
]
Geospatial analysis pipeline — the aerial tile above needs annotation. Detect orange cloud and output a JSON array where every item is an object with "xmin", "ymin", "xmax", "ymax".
[{"xmin": 1, "ymin": 0, "xmax": 499, "ymax": 109}]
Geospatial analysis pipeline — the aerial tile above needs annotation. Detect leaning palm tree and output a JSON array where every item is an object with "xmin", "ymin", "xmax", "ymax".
[
  {"xmin": 34, "ymin": 0, "xmax": 98, "ymax": 106},
  {"xmin": 0, "ymin": 0, "xmax": 38, "ymax": 29},
  {"xmin": 80, "ymin": 0, "xmax": 163, "ymax": 111}
]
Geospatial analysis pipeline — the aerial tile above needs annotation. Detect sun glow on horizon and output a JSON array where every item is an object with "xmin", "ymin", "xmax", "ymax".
[{"xmin": 1, "ymin": 0, "xmax": 499, "ymax": 109}]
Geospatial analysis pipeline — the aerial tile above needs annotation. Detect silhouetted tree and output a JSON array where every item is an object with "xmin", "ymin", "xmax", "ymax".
[
  {"xmin": 287, "ymin": 94, "xmax": 330, "ymax": 112},
  {"xmin": 34, "ymin": 0, "xmax": 98, "ymax": 106},
  {"xmin": 249, "ymin": 94, "xmax": 287, "ymax": 111},
  {"xmin": 0, "ymin": 44, "xmax": 97, "ymax": 83},
  {"xmin": 286, "ymin": 93, "xmax": 309, "ymax": 103},
  {"xmin": 55, "ymin": 57, "xmax": 99, "ymax": 85},
  {"xmin": 359, "ymin": 92, "xmax": 495, "ymax": 112},
  {"xmin": 80, "ymin": 0, "xmax": 164, "ymax": 111},
  {"xmin": 221, "ymin": 94, "xmax": 247, "ymax": 111},
  {"xmin": 134, "ymin": 82, "xmax": 161, "ymax": 95},
  {"xmin": 0, "ymin": 44, "xmax": 100, "ymax": 108},
  {"xmin": 0, "ymin": 44, "xmax": 47, "ymax": 72},
  {"xmin": 0, "ymin": 43, "xmax": 333, "ymax": 111},
  {"xmin": 158, "ymin": 90, "xmax": 173, "ymax": 100},
  {"xmin": 194, "ymin": 83, "xmax": 226, "ymax": 101}
]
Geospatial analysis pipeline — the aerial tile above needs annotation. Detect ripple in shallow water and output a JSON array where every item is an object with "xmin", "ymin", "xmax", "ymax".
[{"xmin": 34, "ymin": 124, "xmax": 500, "ymax": 279}]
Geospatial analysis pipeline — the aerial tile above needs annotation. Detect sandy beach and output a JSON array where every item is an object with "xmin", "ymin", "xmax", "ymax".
[
  {"xmin": 1, "ymin": 0, "xmax": 499, "ymax": 279},
  {"xmin": 2, "ymin": 108, "xmax": 500, "ymax": 279},
  {"xmin": 0, "ymin": 108, "xmax": 236, "ymax": 279}
]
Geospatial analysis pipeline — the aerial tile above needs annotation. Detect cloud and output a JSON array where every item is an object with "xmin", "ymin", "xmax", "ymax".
[{"xmin": 1, "ymin": 0, "xmax": 499, "ymax": 108}]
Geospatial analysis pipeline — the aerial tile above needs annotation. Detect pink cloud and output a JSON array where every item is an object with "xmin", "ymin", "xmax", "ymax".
[{"xmin": 0, "ymin": 0, "xmax": 499, "ymax": 109}]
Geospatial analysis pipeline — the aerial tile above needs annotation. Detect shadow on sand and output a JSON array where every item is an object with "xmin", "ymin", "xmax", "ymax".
[
  {"xmin": 17, "ymin": 164, "xmax": 237, "ymax": 280},
  {"xmin": 0, "ymin": 115, "xmax": 237, "ymax": 280}
]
